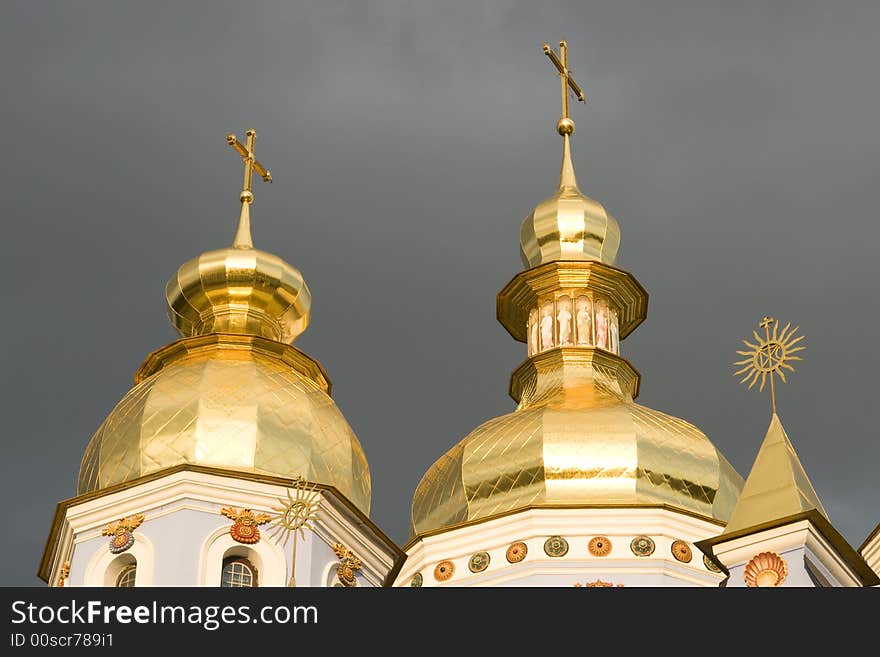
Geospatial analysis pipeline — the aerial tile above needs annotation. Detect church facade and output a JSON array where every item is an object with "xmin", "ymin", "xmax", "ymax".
[{"xmin": 39, "ymin": 44, "xmax": 880, "ymax": 589}]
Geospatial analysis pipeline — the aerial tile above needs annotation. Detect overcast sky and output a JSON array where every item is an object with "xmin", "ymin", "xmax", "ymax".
[{"xmin": 2, "ymin": 1, "xmax": 879, "ymax": 586}]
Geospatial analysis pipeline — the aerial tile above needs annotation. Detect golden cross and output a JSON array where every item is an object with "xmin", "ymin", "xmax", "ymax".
[
  {"xmin": 543, "ymin": 40, "xmax": 586, "ymax": 135},
  {"xmin": 226, "ymin": 129, "xmax": 272, "ymax": 205}
]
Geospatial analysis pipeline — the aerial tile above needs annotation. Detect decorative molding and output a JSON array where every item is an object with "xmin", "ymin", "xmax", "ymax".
[
  {"xmin": 544, "ymin": 536, "xmax": 569, "ymax": 557},
  {"xmin": 332, "ymin": 543, "xmax": 362, "ymax": 587},
  {"xmin": 434, "ymin": 561, "xmax": 455, "ymax": 581},
  {"xmin": 588, "ymin": 536, "xmax": 612, "ymax": 557},
  {"xmin": 702, "ymin": 553, "xmax": 722, "ymax": 573},
  {"xmin": 409, "ymin": 572, "xmax": 423, "ymax": 587},
  {"xmin": 574, "ymin": 580, "xmax": 624, "ymax": 588},
  {"xmin": 101, "ymin": 514, "xmax": 144, "ymax": 554},
  {"xmin": 221, "ymin": 507, "xmax": 273, "ymax": 544},
  {"xmin": 469, "ymin": 551, "xmax": 491, "ymax": 573},
  {"xmin": 630, "ymin": 536, "xmax": 655, "ymax": 557},
  {"xmin": 671, "ymin": 540, "xmax": 693, "ymax": 563},
  {"xmin": 506, "ymin": 542, "xmax": 528, "ymax": 563},
  {"xmin": 744, "ymin": 551, "xmax": 788, "ymax": 587}
]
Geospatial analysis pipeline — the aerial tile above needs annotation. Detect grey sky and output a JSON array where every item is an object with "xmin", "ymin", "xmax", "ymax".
[{"xmin": 2, "ymin": 1, "xmax": 879, "ymax": 585}]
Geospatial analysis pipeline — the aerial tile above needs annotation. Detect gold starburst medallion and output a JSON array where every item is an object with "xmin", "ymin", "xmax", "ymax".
[
  {"xmin": 268, "ymin": 477, "xmax": 321, "ymax": 587},
  {"xmin": 734, "ymin": 316, "xmax": 805, "ymax": 413}
]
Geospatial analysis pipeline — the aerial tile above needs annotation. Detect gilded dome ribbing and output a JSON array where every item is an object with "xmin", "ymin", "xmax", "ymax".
[
  {"xmin": 411, "ymin": 350, "xmax": 742, "ymax": 534},
  {"xmin": 519, "ymin": 134, "xmax": 621, "ymax": 268}
]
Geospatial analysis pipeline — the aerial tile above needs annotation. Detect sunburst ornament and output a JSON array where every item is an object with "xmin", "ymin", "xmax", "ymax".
[
  {"xmin": 268, "ymin": 477, "xmax": 321, "ymax": 587},
  {"xmin": 734, "ymin": 316, "xmax": 805, "ymax": 413}
]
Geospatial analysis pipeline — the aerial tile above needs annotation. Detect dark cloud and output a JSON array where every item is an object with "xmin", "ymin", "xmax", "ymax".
[{"xmin": 2, "ymin": 1, "xmax": 879, "ymax": 584}]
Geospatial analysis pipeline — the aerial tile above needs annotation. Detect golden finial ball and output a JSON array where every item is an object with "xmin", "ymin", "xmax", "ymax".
[
  {"xmin": 240, "ymin": 191, "xmax": 254, "ymax": 203},
  {"xmin": 557, "ymin": 117, "xmax": 575, "ymax": 136}
]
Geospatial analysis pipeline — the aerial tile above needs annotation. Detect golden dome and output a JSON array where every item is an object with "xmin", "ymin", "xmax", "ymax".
[
  {"xmin": 411, "ymin": 349, "xmax": 743, "ymax": 535},
  {"xmin": 165, "ymin": 205, "xmax": 311, "ymax": 344},
  {"xmin": 79, "ymin": 334, "xmax": 371, "ymax": 513},
  {"xmin": 519, "ymin": 135, "xmax": 621, "ymax": 268},
  {"xmin": 78, "ymin": 130, "xmax": 370, "ymax": 512}
]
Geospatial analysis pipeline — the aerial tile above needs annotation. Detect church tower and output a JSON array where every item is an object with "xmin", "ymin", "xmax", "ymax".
[
  {"xmin": 396, "ymin": 42, "xmax": 744, "ymax": 587},
  {"xmin": 39, "ymin": 130, "xmax": 401, "ymax": 588}
]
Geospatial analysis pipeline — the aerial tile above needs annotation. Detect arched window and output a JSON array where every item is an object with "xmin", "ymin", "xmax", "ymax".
[
  {"xmin": 221, "ymin": 557, "xmax": 257, "ymax": 588},
  {"xmin": 116, "ymin": 564, "xmax": 137, "ymax": 588}
]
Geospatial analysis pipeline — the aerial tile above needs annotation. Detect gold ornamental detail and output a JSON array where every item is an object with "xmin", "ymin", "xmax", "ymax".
[
  {"xmin": 588, "ymin": 536, "xmax": 612, "ymax": 557},
  {"xmin": 734, "ymin": 317, "xmax": 805, "ymax": 414},
  {"xmin": 670, "ymin": 540, "xmax": 693, "ymax": 563},
  {"xmin": 102, "ymin": 514, "xmax": 145, "ymax": 554},
  {"xmin": 542, "ymin": 39, "xmax": 586, "ymax": 136},
  {"xmin": 468, "ymin": 551, "xmax": 491, "ymax": 573},
  {"xmin": 630, "ymin": 536, "xmax": 655, "ymax": 557},
  {"xmin": 225, "ymin": 129, "xmax": 272, "ymax": 249},
  {"xmin": 268, "ymin": 477, "xmax": 320, "ymax": 587},
  {"xmin": 221, "ymin": 507, "xmax": 272, "ymax": 545},
  {"xmin": 574, "ymin": 580, "xmax": 624, "ymax": 588},
  {"xmin": 56, "ymin": 561, "xmax": 70, "ymax": 588},
  {"xmin": 434, "ymin": 560, "xmax": 455, "ymax": 582},
  {"xmin": 331, "ymin": 543, "xmax": 362, "ymax": 587},
  {"xmin": 744, "ymin": 551, "xmax": 788, "ymax": 587},
  {"xmin": 506, "ymin": 542, "xmax": 528, "ymax": 563},
  {"xmin": 544, "ymin": 536, "xmax": 569, "ymax": 557}
]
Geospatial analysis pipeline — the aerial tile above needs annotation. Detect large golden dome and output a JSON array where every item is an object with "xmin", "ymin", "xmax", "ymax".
[
  {"xmin": 78, "ymin": 129, "xmax": 371, "ymax": 513},
  {"xmin": 412, "ymin": 349, "xmax": 742, "ymax": 534},
  {"xmin": 79, "ymin": 334, "xmax": 371, "ymax": 512}
]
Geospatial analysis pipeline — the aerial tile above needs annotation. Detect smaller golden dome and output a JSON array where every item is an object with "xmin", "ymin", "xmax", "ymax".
[
  {"xmin": 165, "ymin": 204, "xmax": 311, "ymax": 344},
  {"xmin": 520, "ymin": 135, "xmax": 621, "ymax": 268}
]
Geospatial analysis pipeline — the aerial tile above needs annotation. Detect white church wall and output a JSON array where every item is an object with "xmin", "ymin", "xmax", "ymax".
[
  {"xmin": 397, "ymin": 506, "xmax": 726, "ymax": 587},
  {"xmin": 49, "ymin": 469, "xmax": 398, "ymax": 587}
]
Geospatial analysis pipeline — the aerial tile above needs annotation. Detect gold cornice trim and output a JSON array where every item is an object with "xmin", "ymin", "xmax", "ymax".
[
  {"xmin": 695, "ymin": 509, "xmax": 880, "ymax": 587},
  {"xmin": 496, "ymin": 260, "xmax": 648, "ymax": 343},
  {"xmin": 403, "ymin": 502, "xmax": 725, "ymax": 553},
  {"xmin": 134, "ymin": 333, "xmax": 332, "ymax": 395},
  {"xmin": 39, "ymin": 464, "xmax": 404, "ymax": 584},
  {"xmin": 859, "ymin": 521, "xmax": 880, "ymax": 554},
  {"xmin": 508, "ymin": 347, "xmax": 642, "ymax": 403}
]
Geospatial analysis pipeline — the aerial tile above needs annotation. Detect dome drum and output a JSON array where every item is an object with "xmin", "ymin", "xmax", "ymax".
[
  {"xmin": 497, "ymin": 260, "xmax": 648, "ymax": 345},
  {"xmin": 509, "ymin": 348, "xmax": 641, "ymax": 405},
  {"xmin": 527, "ymin": 291, "xmax": 622, "ymax": 357}
]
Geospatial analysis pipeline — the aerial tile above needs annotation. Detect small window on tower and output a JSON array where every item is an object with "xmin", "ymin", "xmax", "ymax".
[
  {"xmin": 221, "ymin": 557, "xmax": 258, "ymax": 588},
  {"xmin": 116, "ymin": 564, "xmax": 137, "ymax": 588}
]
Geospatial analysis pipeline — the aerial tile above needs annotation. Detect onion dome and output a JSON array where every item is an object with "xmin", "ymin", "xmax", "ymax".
[
  {"xmin": 78, "ymin": 130, "xmax": 371, "ymax": 512},
  {"xmin": 411, "ymin": 44, "xmax": 742, "ymax": 535},
  {"xmin": 519, "ymin": 134, "xmax": 621, "ymax": 268}
]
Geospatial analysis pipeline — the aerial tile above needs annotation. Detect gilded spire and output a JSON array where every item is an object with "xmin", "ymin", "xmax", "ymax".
[
  {"xmin": 725, "ymin": 317, "xmax": 824, "ymax": 534},
  {"xmin": 226, "ymin": 129, "xmax": 273, "ymax": 249},
  {"xmin": 722, "ymin": 413, "xmax": 828, "ymax": 534},
  {"xmin": 520, "ymin": 40, "xmax": 620, "ymax": 269}
]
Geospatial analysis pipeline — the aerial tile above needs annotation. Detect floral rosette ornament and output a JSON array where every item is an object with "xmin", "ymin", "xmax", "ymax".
[
  {"xmin": 102, "ymin": 514, "xmax": 145, "ymax": 554},
  {"xmin": 221, "ymin": 507, "xmax": 273, "ymax": 545}
]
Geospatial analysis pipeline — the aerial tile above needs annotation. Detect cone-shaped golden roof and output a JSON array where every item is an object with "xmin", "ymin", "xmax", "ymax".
[{"xmin": 722, "ymin": 413, "xmax": 827, "ymax": 535}]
